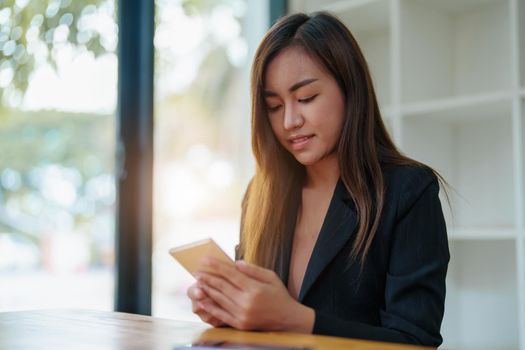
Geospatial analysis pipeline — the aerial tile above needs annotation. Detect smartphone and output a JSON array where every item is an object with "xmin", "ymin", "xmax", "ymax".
[{"xmin": 169, "ymin": 238, "xmax": 234, "ymax": 275}]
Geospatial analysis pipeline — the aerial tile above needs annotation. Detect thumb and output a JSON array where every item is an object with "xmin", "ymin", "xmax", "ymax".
[{"xmin": 235, "ymin": 260, "xmax": 276, "ymax": 283}]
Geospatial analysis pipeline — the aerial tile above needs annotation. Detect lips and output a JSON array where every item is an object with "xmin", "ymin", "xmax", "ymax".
[
  {"xmin": 288, "ymin": 134, "xmax": 314, "ymax": 144},
  {"xmin": 288, "ymin": 134, "xmax": 314, "ymax": 150}
]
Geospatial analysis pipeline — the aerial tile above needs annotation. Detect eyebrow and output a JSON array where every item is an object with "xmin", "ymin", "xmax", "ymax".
[{"xmin": 263, "ymin": 78, "xmax": 318, "ymax": 97}]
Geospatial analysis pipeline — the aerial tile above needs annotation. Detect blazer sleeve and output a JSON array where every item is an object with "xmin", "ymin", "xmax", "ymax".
[{"xmin": 313, "ymin": 175, "xmax": 450, "ymax": 347}]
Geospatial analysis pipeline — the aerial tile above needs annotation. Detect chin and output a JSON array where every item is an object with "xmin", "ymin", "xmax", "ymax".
[
  {"xmin": 292, "ymin": 148, "xmax": 336, "ymax": 167},
  {"xmin": 293, "ymin": 154, "xmax": 320, "ymax": 166}
]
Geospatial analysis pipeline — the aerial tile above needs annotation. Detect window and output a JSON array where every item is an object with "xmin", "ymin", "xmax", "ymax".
[
  {"xmin": 152, "ymin": 0, "xmax": 268, "ymax": 320},
  {"xmin": 0, "ymin": 0, "xmax": 117, "ymax": 311}
]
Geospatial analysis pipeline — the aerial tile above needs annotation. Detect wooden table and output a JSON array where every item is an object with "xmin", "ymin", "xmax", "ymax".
[{"xmin": 0, "ymin": 309, "xmax": 432, "ymax": 350}]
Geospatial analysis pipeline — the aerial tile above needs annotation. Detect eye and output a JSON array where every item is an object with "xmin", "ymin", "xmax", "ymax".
[
  {"xmin": 298, "ymin": 94, "xmax": 318, "ymax": 103},
  {"xmin": 267, "ymin": 105, "xmax": 282, "ymax": 113}
]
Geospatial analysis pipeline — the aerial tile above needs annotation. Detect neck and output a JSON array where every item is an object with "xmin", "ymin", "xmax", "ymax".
[{"xmin": 304, "ymin": 153, "xmax": 340, "ymax": 190}]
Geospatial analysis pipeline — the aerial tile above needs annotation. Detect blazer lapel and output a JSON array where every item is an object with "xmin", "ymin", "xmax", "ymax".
[{"xmin": 297, "ymin": 178, "xmax": 358, "ymax": 302}]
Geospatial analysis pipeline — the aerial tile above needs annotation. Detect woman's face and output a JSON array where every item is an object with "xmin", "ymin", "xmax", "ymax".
[{"xmin": 264, "ymin": 46, "xmax": 345, "ymax": 166}]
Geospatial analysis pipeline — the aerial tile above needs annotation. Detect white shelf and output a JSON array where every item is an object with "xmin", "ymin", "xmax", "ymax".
[
  {"xmin": 448, "ymin": 227, "xmax": 517, "ymax": 240},
  {"xmin": 442, "ymin": 240, "xmax": 520, "ymax": 350},
  {"xmin": 400, "ymin": 0, "xmax": 511, "ymax": 103},
  {"xmin": 381, "ymin": 105, "xmax": 394, "ymax": 119},
  {"xmin": 356, "ymin": 29, "xmax": 391, "ymax": 107},
  {"xmin": 519, "ymin": 0, "xmax": 525, "ymax": 89},
  {"xmin": 401, "ymin": 91, "xmax": 513, "ymax": 123},
  {"xmin": 417, "ymin": 0, "xmax": 507, "ymax": 13},
  {"xmin": 294, "ymin": 0, "xmax": 392, "ymax": 106},
  {"xmin": 331, "ymin": 0, "xmax": 389, "ymax": 34},
  {"xmin": 302, "ymin": 0, "xmax": 382, "ymax": 13},
  {"xmin": 403, "ymin": 111, "xmax": 515, "ymax": 229},
  {"xmin": 337, "ymin": 0, "xmax": 391, "ymax": 107},
  {"xmin": 290, "ymin": 1, "xmax": 524, "ymax": 349}
]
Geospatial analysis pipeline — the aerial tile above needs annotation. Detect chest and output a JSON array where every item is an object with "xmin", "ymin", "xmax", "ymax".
[{"xmin": 287, "ymin": 190, "xmax": 333, "ymax": 298}]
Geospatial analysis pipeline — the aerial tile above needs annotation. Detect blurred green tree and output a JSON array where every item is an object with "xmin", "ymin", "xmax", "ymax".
[{"xmin": 0, "ymin": 0, "xmax": 108, "ymax": 107}]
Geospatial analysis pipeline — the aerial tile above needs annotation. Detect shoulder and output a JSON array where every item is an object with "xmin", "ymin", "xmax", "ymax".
[
  {"xmin": 382, "ymin": 164, "xmax": 441, "ymax": 216},
  {"xmin": 383, "ymin": 164, "xmax": 438, "ymax": 190}
]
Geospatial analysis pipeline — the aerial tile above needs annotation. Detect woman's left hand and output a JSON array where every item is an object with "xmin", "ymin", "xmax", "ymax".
[{"xmin": 193, "ymin": 258, "xmax": 314, "ymax": 332}]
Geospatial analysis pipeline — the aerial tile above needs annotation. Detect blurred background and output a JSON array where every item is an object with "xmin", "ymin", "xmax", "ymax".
[
  {"xmin": 1, "ymin": 1, "xmax": 525, "ymax": 350},
  {"xmin": 0, "ymin": 0, "xmax": 263, "ymax": 319},
  {"xmin": 0, "ymin": 0, "xmax": 118, "ymax": 311}
]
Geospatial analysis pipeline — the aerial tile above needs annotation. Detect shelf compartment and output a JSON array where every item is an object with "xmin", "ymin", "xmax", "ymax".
[
  {"xmin": 339, "ymin": 0, "xmax": 391, "ymax": 107},
  {"xmin": 518, "ymin": 0, "xmax": 525, "ymax": 89},
  {"xmin": 519, "ymin": 100, "xmax": 525, "ymax": 228},
  {"xmin": 299, "ymin": 0, "xmax": 392, "ymax": 106},
  {"xmin": 381, "ymin": 105, "xmax": 394, "ymax": 119},
  {"xmin": 442, "ymin": 240, "xmax": 519, "ymax": 350},
  {"xmin": 400, "ymin": 0, "xmax": 511, "ymax": 104},
  {"xmin": 401, "ymin": 100, "xmax": 515, "ymax": 229},
  {"xmin": 302, "ymin": 0, "xmax": 385, "ymax": 15},
  {"xmin": 382, "ymin": 116, "xmax": 395, "ymax": 141},
  {"xmin": 401, "ymin": 91, "xmax": 512, "ymax": 123},
  {"xmin": 448, "ymin": 227, "xmax": 517, "ymax": 240}
]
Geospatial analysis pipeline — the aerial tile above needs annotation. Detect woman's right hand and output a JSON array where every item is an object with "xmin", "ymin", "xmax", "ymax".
[{"xmin": 187, "ymin": 282, "xmax": 226, "ymax": 327}]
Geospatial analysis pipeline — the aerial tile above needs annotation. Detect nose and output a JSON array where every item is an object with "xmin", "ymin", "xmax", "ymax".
[{"xmin": 283, "ymin": 104, "xmax": 304, "ymax": 131}]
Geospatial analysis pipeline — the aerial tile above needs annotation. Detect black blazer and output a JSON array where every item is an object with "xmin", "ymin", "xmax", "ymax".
[{"xmin": 238, "ymin": 165, "xmax": 450, "ymax": 346}]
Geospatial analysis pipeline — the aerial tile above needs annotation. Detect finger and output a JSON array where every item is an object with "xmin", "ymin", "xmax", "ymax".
[
  {"xmin": 192, "ymin": 296, "xmax": 212, "ymax": 313},
  {"xmin": 192, "ymin": 296, "xmax": 221, "ymax": 319},
  {"xmin": 197, "ymin": 308, "xmax": 226, "ymax": 328},
  {"xmin": 199, "ymin": 299, "xmax": 240, "ymax": 329},
  {"xmin": 235, "ymin": 260, "xmax": 276, "ymax": 283},
  {"xmin": 196, "ymin": 272, "xmax": 241, "ymax": 303},
  {"xmin": 196, "ymin": 309, "xmax": 222, "ymax": 326},
  {"xmin": 198, "ymin": 258, "xmax": 249, "ymax": 290},
  {"xmin": 208, "ymin": 318, "xmax": 225, "ymax": 327},
  {"xmin": 187, "ymin": 285, "xmax": 206, "ymax": 301},
  {"xmin": 200, "ymin": 282, "xmax": 239, "ymax": 315}
]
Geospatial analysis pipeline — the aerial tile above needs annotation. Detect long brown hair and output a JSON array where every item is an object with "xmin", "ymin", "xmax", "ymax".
[{"xmin": 240, "ymin": 12, "xmax": 446, "ymax": 270}]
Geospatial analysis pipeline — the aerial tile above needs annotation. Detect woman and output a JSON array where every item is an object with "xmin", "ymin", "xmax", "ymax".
[{"xmin": 187, "ymin": 12, "xmax": 450, "ymax": 347}]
